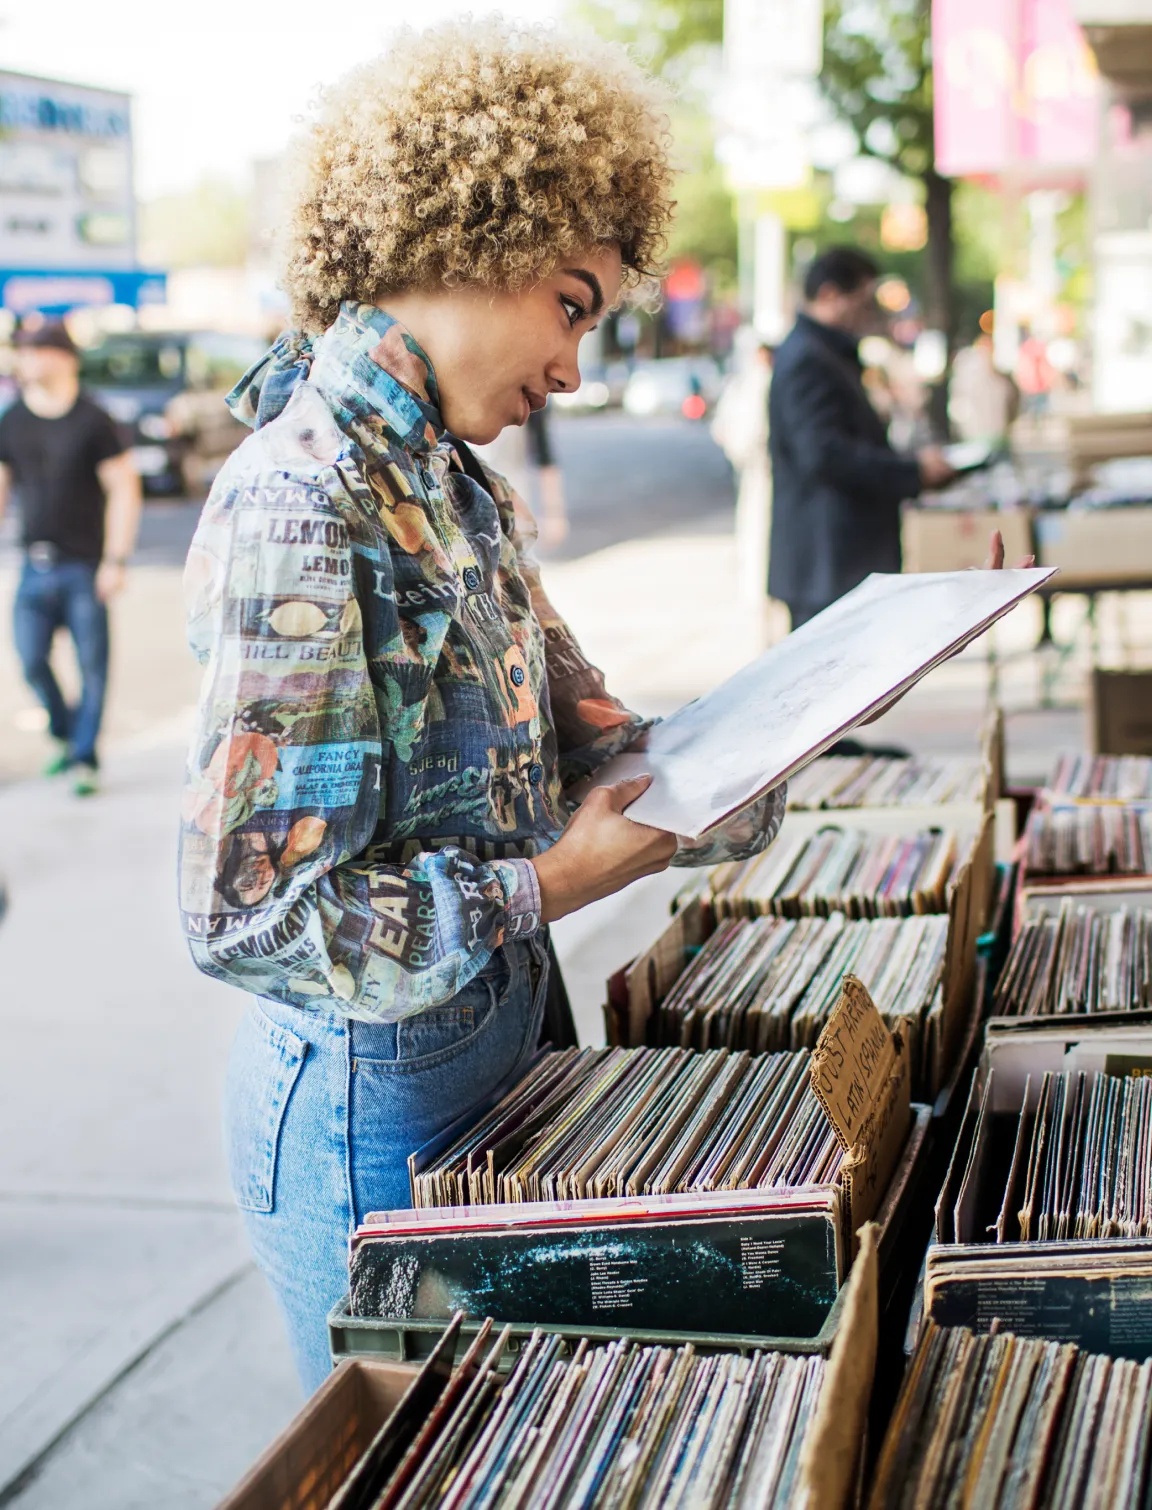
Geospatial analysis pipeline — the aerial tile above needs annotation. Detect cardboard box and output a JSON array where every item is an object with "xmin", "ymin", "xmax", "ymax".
[
  {"xmin": 1092, "ymin": 669, "xmax": 1152, "ymax": 756},
  {"xmin": 1034, "ymin": 506, "xmax": 1152, "ymax": 587},
  {"xmin": 609, "ymin": 814, "xmax": 995, "ymax": 1101},
  {"xmin": 230, "ymin": 1233, "xmax": 882, "ymax": 1510},
  {"xmin": 1066, "ymin": 411, "xmax": 1152, "ymax": 483},
  {"xmin": 902, "ymin": 506, "xmax": 1034, "ymax": 574},
  {"xmin": 924, "ymin": 1019, "xmax": 1152, "ymax": 1358},
  {"xmin": 218, "ymin": 1358, "xmax": 420, "ymax": 1510}
]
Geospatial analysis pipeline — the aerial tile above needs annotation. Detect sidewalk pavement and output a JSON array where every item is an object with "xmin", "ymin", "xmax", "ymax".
[{"xmin": 0, "ymin": 527, "xmax": 1096, "ymax": 1506}]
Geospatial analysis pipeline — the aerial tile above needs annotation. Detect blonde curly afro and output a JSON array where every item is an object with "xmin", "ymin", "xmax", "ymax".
[{"xmin": 282, "ymin": 20, "xmax": 674, "ymax": 331}]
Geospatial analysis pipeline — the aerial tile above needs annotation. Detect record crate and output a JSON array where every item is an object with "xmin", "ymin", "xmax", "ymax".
[
  {"xmin": 219, "ymin": 1357, "xmax": 421, "ymax": 1510},
  {"xmin": 922, "ymin": 1018, "xmax": 1152, "ymax": 1360},
  {"xmin": 328, "ymin": 1109, "xmax": 929, "ymax": 1371},
  {"xmin": 997, "ymin": 877, "xmax": 1152, "ymax": 1029},
  {"xmin": 329, "ymin": 988, "xmax": 931, "ymax": 1370},
  {"xmin": 606, "ymin": 812, "xmax": 995, "ymax": 1104},
  {"xmin": 238, "ymin": 1229, "xmax": 882, "ymax": 1510}
]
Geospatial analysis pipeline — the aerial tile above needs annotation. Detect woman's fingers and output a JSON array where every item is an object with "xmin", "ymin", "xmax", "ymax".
[{"xmin": 984, "ymin": 529, "xmax": 1005, "ymax": 571}]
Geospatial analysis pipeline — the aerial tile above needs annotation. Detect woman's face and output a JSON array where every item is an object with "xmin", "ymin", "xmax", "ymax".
[{"xmin": 393, "ymin": 244, "xmax": 623, "ymax": 445}]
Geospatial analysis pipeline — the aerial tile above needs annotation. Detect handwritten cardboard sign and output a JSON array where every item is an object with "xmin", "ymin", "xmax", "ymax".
[{"xmin": 811, "ymin": 976, "xmax": 912, "ymax": 1244}]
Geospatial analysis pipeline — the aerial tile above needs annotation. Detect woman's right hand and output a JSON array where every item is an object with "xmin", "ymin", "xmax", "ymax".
[{"xmin": 532, "ymin": 775, "xmax": 677, "ymax": 923}]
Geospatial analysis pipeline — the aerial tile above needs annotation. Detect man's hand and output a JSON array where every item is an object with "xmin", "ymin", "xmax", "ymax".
[
  {"xmin": 533, "ymin": 775, "xmax": 677, "ymax": 924},
  {"xmin": 95, "ymin": 561, "xmax": 127, "ymax": 602},
  {"xmin": 983, "ymin": 529, "xmax": 1035, "ymax": 570},
  {"xmin": 917, "ymin": 446, "xmax": 958, "ymax": 491}
]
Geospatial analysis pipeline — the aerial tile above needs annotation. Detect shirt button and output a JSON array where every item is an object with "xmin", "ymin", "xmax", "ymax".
[
  {"xmin": 463, "ymin": 567, "xmax": 481, "ymax": 591},
  {"xmin": 528, "ymin": 762, "xmax": 544, "ymax": 786},
  {"xmin": 509, "ymin": 663, "xmax": 526, "ymax": 687},
  {"xmin": 421, "ymin": 464, "xmax": 437, "ymax": 490}
]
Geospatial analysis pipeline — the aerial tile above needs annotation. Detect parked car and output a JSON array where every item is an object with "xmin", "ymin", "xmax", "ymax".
[
  {"xmin": 621, "ymin": 356, "xmax": 724, "ymax": 420},
  {"xmin": 80, "ymin": 330, "xmax": 267, "ymax": 495}
]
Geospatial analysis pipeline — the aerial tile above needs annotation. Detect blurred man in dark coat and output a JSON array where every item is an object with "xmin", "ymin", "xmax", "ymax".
[{"xmin": 768, "ymin": 247, "xmax": 955, "ymax": 629}]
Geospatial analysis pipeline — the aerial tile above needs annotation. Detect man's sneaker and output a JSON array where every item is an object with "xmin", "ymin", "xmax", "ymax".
[
  {"xmin": 72, "ymin": 763, "xmax": 99, "ymax": 797},
  {"xmin": 42, "ymin": 740, "xmax": 71, "ymax": 778}
]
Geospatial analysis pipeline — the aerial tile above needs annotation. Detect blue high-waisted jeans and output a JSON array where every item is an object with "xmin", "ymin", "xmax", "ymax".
[{"xmin": 223, "ymin": 937, "xmax": 549, "ymax": 1393}]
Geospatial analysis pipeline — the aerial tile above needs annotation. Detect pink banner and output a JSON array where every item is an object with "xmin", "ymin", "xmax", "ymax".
[{"xmin": 933, "ymin": 0, "xmax": 1099, "ymax": 178}]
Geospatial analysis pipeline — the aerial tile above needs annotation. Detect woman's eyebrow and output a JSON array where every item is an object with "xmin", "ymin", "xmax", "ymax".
[{"xmin": 561, "ymin": 269, "xmax": 604, "ymax": 318}]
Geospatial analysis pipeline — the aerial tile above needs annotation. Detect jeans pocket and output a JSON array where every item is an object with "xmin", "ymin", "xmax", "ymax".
[
  {"xmin": 223, "ymin": 1002, "xmax": 308, "ymax": 1213},
  {"xmin": 391, "ymin": 975, "xmax": 500, "ymax": 1069}
]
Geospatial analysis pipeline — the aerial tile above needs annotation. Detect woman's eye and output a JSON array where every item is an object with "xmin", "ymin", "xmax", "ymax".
[{"xmin": 560, "ymin": 296, "xmax": 585, "ymax": 328}]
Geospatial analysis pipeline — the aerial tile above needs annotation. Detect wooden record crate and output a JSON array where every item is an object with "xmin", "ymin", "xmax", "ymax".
[
  {"xmin": 236, "ymin": 1231, "xmax": 883, "ymax": 1510},
  {"xmin": 923, "ymin": 1019, "xmax": 1152, "ymax": 1359},
  {"xmin": 607, "ymin": 813, "xmax": 995, "ymax": 1103},
  {"xmin": 218, "ymin": 1358, "xmax": 420, "ymax": 1510}
]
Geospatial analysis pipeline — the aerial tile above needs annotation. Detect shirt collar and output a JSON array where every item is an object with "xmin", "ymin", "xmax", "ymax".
[
  {"xmin": 797, "ymin": 310, "xmax": 861, "ymax": 366},
  {"xmin": 309, "ymin": 301, "xmax": 446, "ymax": 453}
]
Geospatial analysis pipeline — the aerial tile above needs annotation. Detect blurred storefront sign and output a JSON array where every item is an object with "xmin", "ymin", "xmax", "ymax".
[
  {"xmin": 663, "ymin": 260, "xmax": 709, "ymax": 343},
  {"xmin": 0, "ymin": 70, "xmax": 164, "ymax": 313},
  {"xmin": 933, "ymin": 0, "xmax": 1100, "ymax": 179}
]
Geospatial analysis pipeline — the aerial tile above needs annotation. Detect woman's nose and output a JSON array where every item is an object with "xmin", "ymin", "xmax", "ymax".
[{"xmin": 549, "ymin": 351, "xmax": 581, "ymax": 395}]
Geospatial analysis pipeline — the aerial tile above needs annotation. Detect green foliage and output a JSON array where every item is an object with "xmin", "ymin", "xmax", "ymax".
[
  {"xmin": 952, "ymin": 183, "xmax": 1003, "ymax": 287},
  {"xmin": 570, "ymin": 0, "xmax": 722, "ymax": 79},
  {"xmin": 667, "ymin": 112, "xmax": 738, "ymax": 290},
  {"xmin": 569, "ymin": 0, "xmax": 734, "ymax": 285},
  {"xmin": 140, "ymin": 179, "xmax": 251, "ymax": 270},
  {"xmin": 820, "ymin": 0, "xmax": 934, "ymax": 176}
]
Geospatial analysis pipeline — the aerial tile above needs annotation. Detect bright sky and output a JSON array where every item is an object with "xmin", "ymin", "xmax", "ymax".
[{"xmin": 0, "ymin": 0, "xmax": 562, "ymax": 198}]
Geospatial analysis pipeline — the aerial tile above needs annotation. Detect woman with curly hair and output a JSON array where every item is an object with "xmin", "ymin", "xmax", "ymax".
[{"xmin": 179, "ymin": 18, "xmax": 785, "ymax": 1390}]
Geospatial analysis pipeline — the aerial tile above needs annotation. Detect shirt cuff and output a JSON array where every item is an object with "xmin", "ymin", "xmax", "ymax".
[{"xmin": 494, "ymin": 857, "xmax": 542, "ymax": 941}]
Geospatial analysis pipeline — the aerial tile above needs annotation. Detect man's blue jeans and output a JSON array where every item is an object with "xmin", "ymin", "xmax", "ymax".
[{"xmin": 13, "ymin": 559, "xmax": 109, "ymax": 767}]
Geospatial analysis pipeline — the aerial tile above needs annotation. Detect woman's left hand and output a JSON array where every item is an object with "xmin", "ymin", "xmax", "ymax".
[{"xmin": 983, "ymin": 529, "xmax": 1035, "ymax": 570}]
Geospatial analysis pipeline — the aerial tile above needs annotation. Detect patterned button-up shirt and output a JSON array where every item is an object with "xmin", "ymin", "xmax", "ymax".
[{"xmin": 179, "ymin": 303, "xmax": 783, "ymax": 1019}]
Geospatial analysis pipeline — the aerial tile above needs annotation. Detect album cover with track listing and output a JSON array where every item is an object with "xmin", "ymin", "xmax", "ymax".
[{"xmin": 349, "ymin": 1204, "xmax": 842, "ymax": 1339}]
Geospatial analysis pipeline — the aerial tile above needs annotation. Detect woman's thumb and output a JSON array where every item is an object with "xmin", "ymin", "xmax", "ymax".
[{"xmin": 605, "ymin": 773, "xmax": 653, "ymax": 812}]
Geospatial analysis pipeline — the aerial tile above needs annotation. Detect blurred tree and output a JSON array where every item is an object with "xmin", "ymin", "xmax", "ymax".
[
  {"xmin": 820, "ymin": 0, "xmax": 957, "ymax": 426},
  {"xmin": 571, "ymin": 0, "xmax": 736, "ymax": 291},
  {"xmin": 140, "ymin": 179, "xmax": 251, "ymax": 269},
  {"xmin": 573, "ymin": 0, "xmax": 722, "ymax": 78}
]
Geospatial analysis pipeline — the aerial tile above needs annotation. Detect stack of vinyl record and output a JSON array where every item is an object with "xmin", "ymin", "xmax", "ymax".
[
  {"xmin": 868, "ymin": 1321, "xmax": 1152, "ymax": 1507},
  {"xmin": 991, "ymin": 898, "xmax": 1152, "ymax": 1017},
  {"xmin": 786, "ymin": 754, "xmax": 984, "ymax": 811},
  {"xmin": 1047, "ymin": 754, "xmax": 1152, "ymax": 802},
  {"xmin": 709, "ymin": 826, "xmax": 960, "ymax": 920},
  {"xmin": 651, "ymin": 912, "xmax": 947, "ymax": 1072},
  {"xmin": 324, "ymin": 1314, "xmax": 828, "ymax": 1510},
  {"xmin": 945, "ymin": 1067, "xmax": 1152, "ymax": 1243},
  {"xmin": 407, "ymin": 1046, "xmax": 840, "ymax": 1209},
  {"xmin": 1023, "ymin": 804, "xmax": 1152, "ymax": 877}
]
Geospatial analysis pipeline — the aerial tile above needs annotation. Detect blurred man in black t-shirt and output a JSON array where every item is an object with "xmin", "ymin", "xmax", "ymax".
[{"xmin": 0, "ymin": 323, "xmax": 141, "ymax": 795}]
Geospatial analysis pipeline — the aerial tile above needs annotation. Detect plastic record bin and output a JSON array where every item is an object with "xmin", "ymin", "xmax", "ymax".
[{"xmin": 327, "ymin": 1105, "xmax": 932, "ymax": 1371}]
